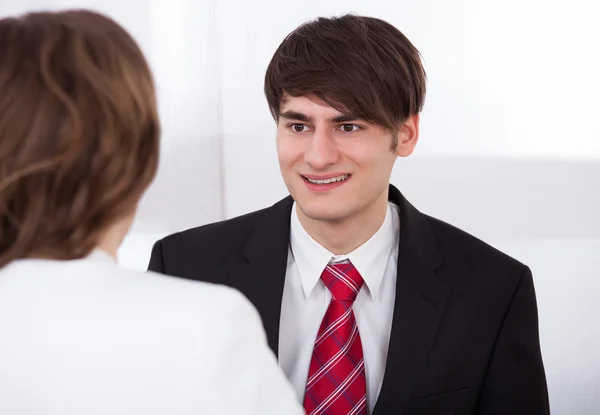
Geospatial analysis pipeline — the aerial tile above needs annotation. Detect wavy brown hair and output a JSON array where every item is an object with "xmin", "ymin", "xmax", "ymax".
[
  {"xmin": 0, "ymin": 10, "xmax": 159, "ymax": 267},
  {"xmin": 264, "ymin": 14, "xmax": 426, "ymax": 149}
]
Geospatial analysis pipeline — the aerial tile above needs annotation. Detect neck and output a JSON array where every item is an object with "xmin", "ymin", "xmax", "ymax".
[
  {"xmin": 95, "ymin": 214, "xmax": 134, "ymax": 260},
  {"xmin": 96, "ymin": 240, "xmax": 119, "ymax": 260},
  {"xmin": 297, "ymin": 191, "xmax": 389, "ymax": 255}
]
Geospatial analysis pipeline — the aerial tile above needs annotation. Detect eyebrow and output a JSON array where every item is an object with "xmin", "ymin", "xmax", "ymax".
[{"xmin": 279, "ymin": 110, "xmax": 360, "ymax": 124}]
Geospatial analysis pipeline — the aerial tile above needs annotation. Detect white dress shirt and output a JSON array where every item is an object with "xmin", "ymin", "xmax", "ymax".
[
  {"xmin": 0, "ymin": 250, "xmax": 303, "ymax": 415},
  {"xmin": 279, "ymin": 202, "xmax": 400, "ymax": 414}
]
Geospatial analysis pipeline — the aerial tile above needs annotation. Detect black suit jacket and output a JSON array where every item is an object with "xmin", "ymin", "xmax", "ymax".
[{"xmin": 148, "ymin": 185, "xmax": 550, "ymax": 415}]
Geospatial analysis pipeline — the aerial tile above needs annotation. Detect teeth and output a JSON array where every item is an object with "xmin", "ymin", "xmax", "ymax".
[{"xmin": 307, "ymin": 174, "xmax": 349, "ymax": 184}]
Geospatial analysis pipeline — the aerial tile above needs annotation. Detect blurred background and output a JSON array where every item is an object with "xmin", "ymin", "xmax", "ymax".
[{"xmin": 1, "ymin": 0, "xmax": 599, "ymax": 413}]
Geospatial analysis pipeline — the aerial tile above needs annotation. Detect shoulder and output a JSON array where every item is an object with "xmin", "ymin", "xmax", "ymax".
[
  {"xmin": 113, "ymin": 266, "xmax": 264, "ymax": 339},
  {"xmin": 157, "ymin": 205, "xmax": 273, "ymax": 254},
  {"xmin": 426, "ymin": 215, "xmax": 524, "ymax": 268},
  {"xmin": 423, "ymin": 214, "xmax": 528, "ymax": 287},
  {"xmin": 1, "ymin": 257, "xmax": 260, "ymax": 333}
]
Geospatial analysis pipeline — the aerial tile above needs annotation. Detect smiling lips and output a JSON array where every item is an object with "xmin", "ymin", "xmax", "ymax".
[
  {"xmin": 305, "ymin": 174, "xmax": 349, "ymax": 184},
  {"xmin": 302, "ymin": 173, "xmax": 351, "ymax": 191}
]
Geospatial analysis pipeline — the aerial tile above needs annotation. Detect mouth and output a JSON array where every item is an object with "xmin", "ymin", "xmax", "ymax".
[{"xmin": 302, "ymin": 174, "xmax": 351, "ymax": 185}]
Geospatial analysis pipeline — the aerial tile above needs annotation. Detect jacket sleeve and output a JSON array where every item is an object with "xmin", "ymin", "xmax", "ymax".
[{"xmin": 477, "ymin": 266, "xmax": 550, "ymax": 414}]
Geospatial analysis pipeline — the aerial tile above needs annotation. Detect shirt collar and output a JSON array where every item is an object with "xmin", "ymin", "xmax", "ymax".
[{"xmin": 289, "ymin": 202, "xmax": 399, "ymax": 299}]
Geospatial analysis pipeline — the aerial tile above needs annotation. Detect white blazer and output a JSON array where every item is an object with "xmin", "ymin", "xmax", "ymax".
[{"xmin": 0, "ymin": 250, "xmax": 304, "ymax": 415}]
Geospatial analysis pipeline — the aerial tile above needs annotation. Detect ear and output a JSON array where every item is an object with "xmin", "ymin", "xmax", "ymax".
[{"xmin": 395, "ymin": 114, "xmax": 420, "ymax": 157}]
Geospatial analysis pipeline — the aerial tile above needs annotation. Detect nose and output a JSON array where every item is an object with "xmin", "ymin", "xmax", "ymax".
[{"xmin": 304, "ymin": 128, "xmax": 340, "ymax": 169}]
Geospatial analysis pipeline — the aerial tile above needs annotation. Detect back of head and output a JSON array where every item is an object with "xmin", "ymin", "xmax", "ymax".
[
  {"xmin": 265, "ymin": 14, "xmax": 426, "ymax": 137},
  {"xmin": 0, "ymin": 10, "xmax": 159, "ymax": 268}
]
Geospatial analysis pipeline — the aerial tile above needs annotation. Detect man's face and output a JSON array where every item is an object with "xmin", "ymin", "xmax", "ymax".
[{"xmin": 276, "ymin": 94, "xmax": 417, "ymax": 225}]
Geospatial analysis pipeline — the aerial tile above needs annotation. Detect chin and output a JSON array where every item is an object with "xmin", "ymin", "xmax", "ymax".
[{"xmin": 297, "ymin": 202, "xmax": 351, "ymax": 223}]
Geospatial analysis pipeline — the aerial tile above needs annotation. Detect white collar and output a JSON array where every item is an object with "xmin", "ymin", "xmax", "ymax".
[{"xmin": 289, "ymin": 202, "xmax": 399, "ymax": 300}]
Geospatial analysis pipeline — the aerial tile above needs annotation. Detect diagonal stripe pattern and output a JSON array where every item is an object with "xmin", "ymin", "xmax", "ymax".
[{"xmin": 303, "ymin": 261, "xmax": 367, "ymax": 415}]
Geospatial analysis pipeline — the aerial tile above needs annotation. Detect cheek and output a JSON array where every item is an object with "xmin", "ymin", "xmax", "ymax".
[
  {"xmin": 277, "ymin": 138, "xmax": 304, "ymax": 168},
  {"xmin": 343, "ymin": 143, "xmax": 391, "ymax": 166},
  {"xmin": 346, "ymin": 148, "xmax": 396, "ymax": 179}
]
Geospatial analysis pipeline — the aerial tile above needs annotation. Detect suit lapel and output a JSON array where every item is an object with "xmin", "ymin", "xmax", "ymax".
[
  {"xmin": 373, "ymin": 185, "xmax": 450, "ymax": 414},
  {"xmin": 227, "ymin": 196, "xmax": 294, "ymax": 356}
]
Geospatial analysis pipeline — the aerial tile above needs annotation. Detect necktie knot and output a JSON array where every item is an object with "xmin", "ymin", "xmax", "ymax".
[{"xmin": 320, "ymin": 261, "xmax": 364, "ymax": 303}]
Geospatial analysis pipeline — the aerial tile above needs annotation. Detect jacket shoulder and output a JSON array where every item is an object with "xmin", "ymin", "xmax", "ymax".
[
  {"xmin": 161, "ymin": 206, "xmax": 271, "ymax": 252},
  {"xmin": 425, "ymin": 214, "xmax": 526, "ymax": 274}
]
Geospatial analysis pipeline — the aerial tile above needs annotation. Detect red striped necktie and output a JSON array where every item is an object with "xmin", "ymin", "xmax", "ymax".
[{"xmin": 303, "ymin": 261, "xmax": 367, "ymax": 415}]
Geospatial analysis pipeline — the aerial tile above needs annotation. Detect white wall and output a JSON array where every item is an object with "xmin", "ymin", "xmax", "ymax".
[{"xmin": 2, "ymin": 1, "xmax": 599, "ymax": 413}]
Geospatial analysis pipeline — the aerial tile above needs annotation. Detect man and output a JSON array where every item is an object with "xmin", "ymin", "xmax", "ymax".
[{"xmin": 149, "ymin": 14, "xmax": 549, "ymax": 415}]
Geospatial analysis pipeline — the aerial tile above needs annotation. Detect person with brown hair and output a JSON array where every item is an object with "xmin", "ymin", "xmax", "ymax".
[
  {"xmin": 149, "ymin": 14, "xmax": 550, "ymax": 415},
  {"xmin": 0, "ymin": 9, "xmax": 303, "ymax": 415}
]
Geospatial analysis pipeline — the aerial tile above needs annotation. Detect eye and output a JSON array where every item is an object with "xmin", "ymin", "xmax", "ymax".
[
  {"xmin": 339, "ymin": 124, "xmax": 360, "ymax": 132},
  {"xmin": 290, "ymin": 124, "xmax": 310, "ymax": 133}
]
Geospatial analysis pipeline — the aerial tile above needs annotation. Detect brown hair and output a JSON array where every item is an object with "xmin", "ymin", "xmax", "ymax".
[
  {"xmin": 264, "ymin": 14, "xmax": 426, "ymax": 147},
  {"xmin": 0, "ymin": 10, "xmax": 159, "ymax": 267}
]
